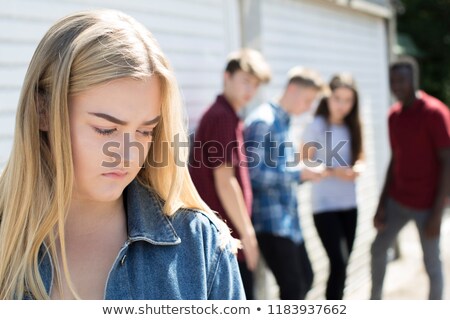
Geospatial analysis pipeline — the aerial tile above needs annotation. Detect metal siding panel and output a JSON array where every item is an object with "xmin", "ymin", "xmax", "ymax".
[
  {"xmin": 0, "ymin": 66, "xmax": 27, "ymax": 89},
  {"xmin": 0, "ymin": 89, "xmax": 21, "ymax": 113},
  {"xmin": 0, "ymin": 43, "xmax": 37, "ymax": 66},
  {"xmin": 0, "ymin": 138, "xmax": 13, "ymax": 164},
  {"xmin": 0, "ymin": 112, "xmax": 15, "ymax": 138}
]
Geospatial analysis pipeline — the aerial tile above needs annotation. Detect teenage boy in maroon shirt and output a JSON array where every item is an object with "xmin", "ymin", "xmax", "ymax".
[
  {"xmin": 189, "ymin": 49, "xmax": 271, "ymax": 299},
  {"xmin": 371, "ymin": 58, "xmax": 450, "ymax": 299}
]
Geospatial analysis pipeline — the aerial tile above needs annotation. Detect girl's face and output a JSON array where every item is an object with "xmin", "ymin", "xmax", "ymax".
[
  {"xmin": 328, "ymin": 87, "xmax": 355, "ymax": 122},
  {"xmin": 69, "ymin": 77, "xmax": 161, "ymax": 203}
]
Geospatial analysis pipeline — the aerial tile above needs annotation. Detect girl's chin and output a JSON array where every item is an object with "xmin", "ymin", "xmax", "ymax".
[
  {"xmin": 73, "ymin": 187, "xmax": 125, "ymax": 203},
  {"xmin": 96, "ymin": 189, "xmax": 126, "ymax": 202}
]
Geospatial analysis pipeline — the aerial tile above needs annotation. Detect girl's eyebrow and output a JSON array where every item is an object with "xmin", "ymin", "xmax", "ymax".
[{"xmin": 88, "ymin": 112, "xmax": 161, "ymax": 126}]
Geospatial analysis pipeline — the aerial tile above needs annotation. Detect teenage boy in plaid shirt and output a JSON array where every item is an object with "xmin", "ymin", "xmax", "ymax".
[{"xmin": 244, "ymin": 67, "xmax": 324, "ymax": 299}]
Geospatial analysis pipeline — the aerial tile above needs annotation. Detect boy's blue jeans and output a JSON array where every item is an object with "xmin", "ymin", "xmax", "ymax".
[{"xmin": 370, "ymin": 197, "xmax": 443, "ymax": 299}]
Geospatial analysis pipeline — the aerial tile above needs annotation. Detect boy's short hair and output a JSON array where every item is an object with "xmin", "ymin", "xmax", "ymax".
[
  {"xmin": 390, "ymin": 55, "xmax": 419, "ymax": 90},
  {"xmin": 286, "ymin": 66, "xmax": 324, "ymax": 91},
  {"xmin": 225, "ymin": 48, "xmax": 271, "ymax": 83}
]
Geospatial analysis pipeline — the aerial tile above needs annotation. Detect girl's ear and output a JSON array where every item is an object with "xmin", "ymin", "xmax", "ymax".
[{"xmin": 38, "ymin": 93, "xmax": 49, "ymax": 132}]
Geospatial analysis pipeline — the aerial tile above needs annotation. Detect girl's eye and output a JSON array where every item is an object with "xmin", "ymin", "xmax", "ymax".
[
  {"xmin": 94, "ymin": 127, "xmax": 117, "ymax": 136},
  {"xmin": 138, "ymin": 130, "xmax": 153, "ymax": 138}
]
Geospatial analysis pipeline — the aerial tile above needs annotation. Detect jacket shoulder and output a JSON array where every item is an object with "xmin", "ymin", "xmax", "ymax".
[{"xmin": 171, "ymin": 208, "xmax": 238, "ymax": 253}]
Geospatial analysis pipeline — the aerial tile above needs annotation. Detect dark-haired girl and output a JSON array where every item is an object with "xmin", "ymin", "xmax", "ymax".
[{"xmin": 301, "ymin": 73, "xmax": 364, "ymax": 300}]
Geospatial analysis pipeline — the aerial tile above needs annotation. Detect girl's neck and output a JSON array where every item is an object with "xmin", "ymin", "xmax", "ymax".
[
  {"xmin": 52, "ymin": 195, "xmax": 128, "ymax": 300},
  {"xmin": 65, "ymin": 196, "xmax": 126, "ymax": 238},
  {"xmin": 329, "ymin": 115, "xmax": 344, "ymax": 125}
]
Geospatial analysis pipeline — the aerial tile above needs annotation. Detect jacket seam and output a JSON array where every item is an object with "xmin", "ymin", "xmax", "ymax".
[{"xmin": 206, "ymin": 244, "xmax": 225, "ymax": 299}]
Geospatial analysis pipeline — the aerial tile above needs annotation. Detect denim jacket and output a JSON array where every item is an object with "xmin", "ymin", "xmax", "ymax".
[{"xmin": 36, "ymin": 179, "xmax": 245, "ymax": 299}]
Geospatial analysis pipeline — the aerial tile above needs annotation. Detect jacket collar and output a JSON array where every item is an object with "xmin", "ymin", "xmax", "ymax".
[{"xmin": 124, "ymin": 179, "xmax": 181, "ymax": 245}]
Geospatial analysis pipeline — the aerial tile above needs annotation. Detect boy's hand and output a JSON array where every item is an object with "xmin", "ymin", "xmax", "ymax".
[
  {"xmin": 241, "ymin": 231, "xmax": 259, "ymax": 271},
  {"xmin": 373, "ymin": 204, "xmax": 386, "ymax": 231}
]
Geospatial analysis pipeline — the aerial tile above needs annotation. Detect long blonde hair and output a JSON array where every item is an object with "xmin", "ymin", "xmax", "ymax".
[{"xmin": 0, "ymin": 9, "xmax": 227, "ymax": 300}]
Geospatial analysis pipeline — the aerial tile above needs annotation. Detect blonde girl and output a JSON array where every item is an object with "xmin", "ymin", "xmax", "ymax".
[{"xmin": 0, "ymin": 9, "xmax": 243, "ymax": 300}]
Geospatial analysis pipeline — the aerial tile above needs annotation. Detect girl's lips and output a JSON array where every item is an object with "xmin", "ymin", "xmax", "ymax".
[{"xmin": 102, "ymin": 171, "xmax": 128, "ymax": 179}]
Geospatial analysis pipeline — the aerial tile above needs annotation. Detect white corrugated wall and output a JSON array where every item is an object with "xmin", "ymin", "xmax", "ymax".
[{"xmin": 0, "ymin": 0, "xmax": 240, "ymax": 169}]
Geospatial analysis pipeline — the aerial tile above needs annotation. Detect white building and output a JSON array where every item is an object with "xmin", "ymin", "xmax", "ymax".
[{"xmin": 0, "ymin": 0, "xmax": 394, "ymax": 299}]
